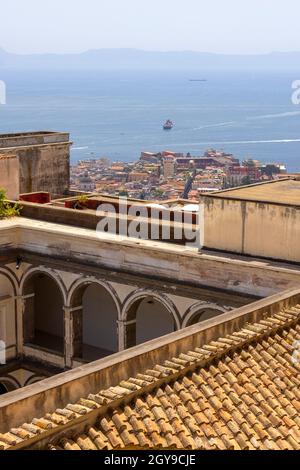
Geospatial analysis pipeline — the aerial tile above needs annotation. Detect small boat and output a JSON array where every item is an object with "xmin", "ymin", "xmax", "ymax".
[{"xmin": 163, "ymin": 119, "xmax": 174, "ymax": 130}]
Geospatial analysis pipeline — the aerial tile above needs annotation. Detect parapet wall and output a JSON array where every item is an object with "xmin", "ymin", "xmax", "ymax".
[
  {"xmin": 2, "ymin": 216, "xmax": 300, "ymax": 297},
  {"xmin": 203, "ymin": 196, "xmax": 300, "ymax": 263},
  {"xmin": 17, "ymin": 201, "xmax": 196, "ymax": 245},
  {"xmin": 0, "ymin": 131, "xmax": 69, "ymax": 149}
]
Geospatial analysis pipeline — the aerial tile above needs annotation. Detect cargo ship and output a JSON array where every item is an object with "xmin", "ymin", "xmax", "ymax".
[{"xmin": 163, "ymin": 119, "xmax": 174, "ymax": 130}]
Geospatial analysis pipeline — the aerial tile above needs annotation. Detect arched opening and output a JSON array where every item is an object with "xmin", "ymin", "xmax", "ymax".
[
  {"xmin": 0, "ymin": 382, "xmax": 8, "ymax": 395},
  {"xmin": 70, "ymin": 282, "xmax": 119, "ymax": 362},
  {"xmin": 23, "ymin": 272, "xmax": 64, "ymax": 355},
  {"xmin": 0, "ymin": 377, "xmax": 18, "ymax": 394},
  {"xmin": 185, "ymin": 308, "xmax": 225, "ymax": 327},
  {"xmin": 124, "ymin": 295, "xmax": 177, "ymax": 349},
  {"xmin": 0, "ymin": 273, "xmax": 16, "ymax": 355}
]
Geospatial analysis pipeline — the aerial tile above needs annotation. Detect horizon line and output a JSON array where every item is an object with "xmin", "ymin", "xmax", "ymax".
[{"xmin": 2, "ymin": 47, "xmax": 300, "ymax": 57}]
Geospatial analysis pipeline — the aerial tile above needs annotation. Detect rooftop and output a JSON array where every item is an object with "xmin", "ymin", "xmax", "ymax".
[
  {"xmin": 0, "ymin": 289, "xmax": 299, "ymax": 450},
  {"xmin": 0, "ymin": 131, "xmax": 65, "ymax": 138},
  {"xmin": 0, "ymin": 154, "xmax": 17, "ymax": 160},
  {"xmin": 0, "ymin": 131, "xmax": 71, "ymax": 149},
  {"xmin": 209, "ymin": 179, "xmax": 300, "ymax": 206}
]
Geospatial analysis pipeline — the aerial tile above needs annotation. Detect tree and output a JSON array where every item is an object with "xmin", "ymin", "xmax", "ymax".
[
  {"xmin": 0, "ymin": 189, "xmax": 20, "ymax": 219},
  {"xmin": 153, "ymin": 189, "xmax": 164, "ymax": 198}
]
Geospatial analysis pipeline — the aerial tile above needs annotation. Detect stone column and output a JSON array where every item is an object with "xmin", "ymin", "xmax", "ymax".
[
  {"xmin": 63, "ymin": 306, "xmax": 72, "ymax": 368},
  {"xmin": 117, "ymin": 320, "xmax": 125, "ymax": 351},
  {"xmin": 120, "ymin": 318, "xmax": 137, "ymax": 350},
  {"xmin": 16, "ymin": 293, "xmax": 34, "ymax": 356},
  {"xmin": 65, "ymin": 305, "xmax": 83, "ymax": 367},
  {"xmin": 0, "ymin": 301, "xmax": 7, "ymax": 363}
]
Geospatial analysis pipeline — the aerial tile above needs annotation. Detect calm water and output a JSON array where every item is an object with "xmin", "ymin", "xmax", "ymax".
[{"xmin": 0, "ymin": 69, "xmax": 300, "ymax": 171}]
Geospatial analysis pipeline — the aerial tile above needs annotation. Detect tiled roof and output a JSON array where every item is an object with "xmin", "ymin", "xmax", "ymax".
[{"xmin": 1, "ymin": 305, "xmax": 300, "ymax": 450}]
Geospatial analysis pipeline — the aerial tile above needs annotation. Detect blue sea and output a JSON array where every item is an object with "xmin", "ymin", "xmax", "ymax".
[{"xmin": 1, "ymin": 69, "xmax": 300, "ymax": 171}]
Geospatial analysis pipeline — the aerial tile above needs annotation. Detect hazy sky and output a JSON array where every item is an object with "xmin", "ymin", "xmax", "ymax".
[{"xmin": 1, "ymin": 0, "xmax": 300, "ymax": 55}]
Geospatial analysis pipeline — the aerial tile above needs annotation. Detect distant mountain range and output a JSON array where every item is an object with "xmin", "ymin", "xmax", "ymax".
[{"xmin": 1, "ymin": 48, "xmax": 300, "ymax": 70}]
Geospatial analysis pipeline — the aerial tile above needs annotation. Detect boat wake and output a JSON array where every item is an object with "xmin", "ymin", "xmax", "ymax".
[
  {"xmin": 192, "ymin": 121, "xmax": 236, "ymax": 131},
  {"xmin": 247, "ymin": 111, "xmax": 300, "ymax": 120}
]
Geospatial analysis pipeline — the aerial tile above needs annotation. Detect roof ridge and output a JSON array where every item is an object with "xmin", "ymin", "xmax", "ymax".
[{"xmin": 1, "ymin": 305, "xmax": 300, "ymax": 450}]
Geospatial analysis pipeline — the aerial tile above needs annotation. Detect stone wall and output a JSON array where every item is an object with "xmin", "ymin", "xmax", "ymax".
[
  {"xmin": 17, "ymin": 144, "xmax": 70, "ymax": 197},
  {"xmin": 0, "ymin": 155, "xmax": 19, "ymax": 200},
  {"xmin": 0, "ymin": 132, "xmax": 69, "ymax": 148},
  {"xmin": 0, "ymin": 132, "xmax": 71, "ymax": 199}
]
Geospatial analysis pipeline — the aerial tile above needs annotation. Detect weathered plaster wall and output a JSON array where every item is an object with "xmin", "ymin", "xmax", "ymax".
[
  {"xmin": 8, "ymin": 218, "xmax": 300, "ymax": 297},
  {"xmin": 82, "ymin": 284, "xmax": 118, "ymax": 352},
  {"xmin": 203, "ymin": 196, "xmax": 300, "ymax": 262},
  {"xmin": 0, "ymin": 132, "xmax": 69, "ymax": 148},
  {"xmin": 33, "ymin": 276, "xmax": 64, "ymax": 338},
  {"xmin": 15, "ymin": 144, "xmax": 70, "ymax": 197},
  {"xmin": 136, "ymin": 299, "xmax": 175, "ymax": 344},
  {"xmin": 0, "ymin": 155, "xmax": 19, "ymax": 200},
  {"xmin": 0, "ymin": 132, "xmax": 71, "ymax": 199}
]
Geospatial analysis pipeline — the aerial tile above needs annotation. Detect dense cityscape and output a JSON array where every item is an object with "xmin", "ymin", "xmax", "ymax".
[{"xmin": 71, "ymin": 148, "xmax": 288, "ymax": 200}]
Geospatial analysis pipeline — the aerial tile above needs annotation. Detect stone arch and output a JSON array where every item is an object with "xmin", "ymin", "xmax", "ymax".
[
  {"xmin": 0, "ymin": 268, "xmax": 18, "ymax": 297},
  {"xmin": 0, "ymin": 376, "xmax": 20, "ymax": 394},
  {"xmin": 21, "ymin": 268, "xmax": 66, "ymax": 355},
  {"xmin": 67, "ymin": 277, "xmax": 121, "ymax": 361},
  {"xmin": 67, "ymin": 277, "xmax": 121, "ymax": 313},
  {"xmin": 0, "ymin": 382, "xmax": 8, "ymax": 395},
  {"xmin": 20, "ymin": 267, "xmax": 67, "ymax": 305},
  {"xmin": 182, "ymin": 302, "xmax": 227, "ymax": 328},
  {"xmin": 24, "ymin": 374, "xmax": 47, "ymax": 387},
  {"xmin": 121, "ymin": 289, "xmax": 180, "ymax": 349}
]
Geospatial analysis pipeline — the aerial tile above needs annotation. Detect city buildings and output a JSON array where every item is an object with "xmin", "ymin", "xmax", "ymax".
[{"xmin": 70, "ymin": 148, "xmax": 287, "ymax": 201}]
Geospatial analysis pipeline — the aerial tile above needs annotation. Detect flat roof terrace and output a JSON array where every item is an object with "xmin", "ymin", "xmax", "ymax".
[{"xmin": 208, "ymin": 178, "xmax": 300, "ymax": 206}]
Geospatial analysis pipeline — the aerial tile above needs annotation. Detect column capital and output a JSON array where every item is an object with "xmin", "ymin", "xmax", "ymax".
[
  {"xmin": 64, "ymin": 305, "xmax": 83, "ymax": 313},
  {"xmin": 117, "ymin": 319, "xmax": 137, "ymax": 326}
]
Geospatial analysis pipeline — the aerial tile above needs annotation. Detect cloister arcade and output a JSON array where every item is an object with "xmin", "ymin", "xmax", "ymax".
[{"xmin": 0, "ymin": 263, "xmax": 236, "ymax": 391}]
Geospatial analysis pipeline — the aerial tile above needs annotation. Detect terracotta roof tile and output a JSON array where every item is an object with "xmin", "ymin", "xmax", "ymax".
[{"xmin": 1, "ymin": 304, "xmax": 300, "ymax": 450}]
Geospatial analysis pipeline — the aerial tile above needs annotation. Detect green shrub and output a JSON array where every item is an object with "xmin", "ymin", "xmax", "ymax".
[
  {"xmin": 0, "ymin": 189, "xmax": 21, "ymax": 219},
  {"xmin": 74, "ymin": 194, "xmax": 88, "ymax": 210}
]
